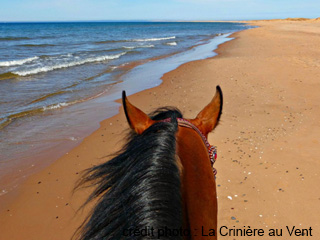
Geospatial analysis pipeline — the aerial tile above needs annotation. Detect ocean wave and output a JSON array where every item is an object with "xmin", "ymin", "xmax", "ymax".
[
  {"xmin": 0, "ymin": 56, "xmax": 39, "ymax": 67},
  {"xmin": 18, "ymin": 44, "xmax": 56, "ymax": 48},
  {"xmin": 0, "ymin": 102, "xmax": 69, "ymax": 130},
  {"xmin": 0, "ymin": 100, "xmax": 75, "ymax": 129},
  {"xmin": 123, "ymin": 44, "xmax": 154, "ymax": 49},
  {"xmin": 13, "ymin": 52, "xmax": 126, "ymax": 76},
  {"xmin": 95, "ymin": 40, "xmax": 126, "ymax": 44},
  {"xmin": 123, "ymin": 46, "xmax": 136, "ymax": 49},
  {"xmin": 140, "ymin": 44, "xmax": 155, "ymax": 48},
  {"xmin": 96, "ymin": 36, "xmax": 176, "ymax": 44},
  {"xmin": 0, "ymin": 37, "xmax": 31, "ymax": 41},
  {"xmin": 42, "ymin": 91, "xmax": 107, "ymax": 111},
  {"xmin": 0, "ymin": 72, "xmax": 19, "ymax": 80},
  {"xmin": 0, "ymin": 88, "xmax": 108, "ymax": 129},
  {"xmin": 30, "ymin": 90, "xmax": 68, "ymax": 104},
  {"xmin": 0, "ymin": 108, "xmax": 45, "ymax": 130},
  {"xmin": 132, "ymin": 36, "xmax": 176, "ymax": 42},
  {"xmin": 42, "ymin": 102, "xmax": 69, "ymax": 110},
  {"xmin": 166, "ymin": 42, "xmax": 177, "ymax": 46},
  {"xmin": 0, "ymin": 118, "xmax": 11, "ymax": 130}
]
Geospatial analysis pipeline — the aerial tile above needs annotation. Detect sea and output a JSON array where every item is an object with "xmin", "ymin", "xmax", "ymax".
[{"xmin": 0, "ymin": 21, "xmax": 250, "ymax": 199}]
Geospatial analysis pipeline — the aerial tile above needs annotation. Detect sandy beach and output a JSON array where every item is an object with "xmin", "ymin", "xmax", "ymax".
[{"xmin": 1, "ymin": 19, "xmax": 320, "ymax": 239}]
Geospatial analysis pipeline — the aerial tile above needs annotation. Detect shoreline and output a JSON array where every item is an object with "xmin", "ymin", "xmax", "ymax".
[
  {"xmin": 1, "ymin": 22, "xmax": 250, "ymax": 194},
  {"xmin": 0, "ymin": 31, "xmax": 243, "ymax": 212},
  {"xmin": 1, "ymin": 20, "xmax": 320, "ymax": 239}
]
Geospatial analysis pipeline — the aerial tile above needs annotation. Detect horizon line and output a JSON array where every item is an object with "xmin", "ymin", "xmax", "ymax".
[
  {"xmin": 0, "ymin": 20, "xmax": 243, "ymax": 23},
  {"xmin": 0, "ymin": 18, "xmax": 295, "ymax": 23},
  {"xmin": 0, "ymin": 16, "xmax": 317, "ymax": 23}
]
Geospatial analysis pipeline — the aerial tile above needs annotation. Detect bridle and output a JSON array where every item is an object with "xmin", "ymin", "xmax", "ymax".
[{"xmin": 160, "ymin": 118, "xmax": 217, "ymax": 176}]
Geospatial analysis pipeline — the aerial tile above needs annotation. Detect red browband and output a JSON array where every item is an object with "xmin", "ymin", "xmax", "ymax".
[{"xmin": 160, "ymin": 118, "xmax": 217, "ymax": 176}]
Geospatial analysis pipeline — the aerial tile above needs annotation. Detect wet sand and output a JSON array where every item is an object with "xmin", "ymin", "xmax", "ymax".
[{"xmin": 1, "ymin": 19, "xmax": 320, "ymax": 239}]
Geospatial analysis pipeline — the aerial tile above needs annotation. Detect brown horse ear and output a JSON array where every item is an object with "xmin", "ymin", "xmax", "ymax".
[
  {"xmin": 189, "ymin": 86, "xmax": 223, "ymax": 136},
  {"xmin": 122, "ymin": 91, "xmax": 155, "ymax": 134}
]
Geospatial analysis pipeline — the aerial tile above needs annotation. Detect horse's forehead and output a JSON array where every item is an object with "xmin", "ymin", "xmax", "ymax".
[{"xmin": 176, "ymin": 126, "xmax": 207, "ymax": 153}]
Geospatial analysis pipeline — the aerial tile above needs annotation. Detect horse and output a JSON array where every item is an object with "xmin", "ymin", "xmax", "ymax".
[{"xmin": 75, "ymin": 86, "xmax": 223, "ymax": 240}]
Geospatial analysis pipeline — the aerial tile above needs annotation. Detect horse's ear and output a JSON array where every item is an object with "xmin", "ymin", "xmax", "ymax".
[
  {"xmin": 122, "ymin": 91, "xmax": 155, "ymax": 134},
  {"xmin": 190, "ymin": 86, "xmax": 223, "ymax": 136}
]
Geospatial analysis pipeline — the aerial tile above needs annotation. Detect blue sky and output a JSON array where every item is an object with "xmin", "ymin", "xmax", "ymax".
[{"xmin": 1, "ymin": 0, "xmax": 319, "ymax": 22}]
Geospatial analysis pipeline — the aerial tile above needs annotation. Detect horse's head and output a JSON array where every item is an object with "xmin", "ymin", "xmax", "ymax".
[
  {"xmin": 122, "ymin": 86, "xmax": 223, "ymax": 239},
  {"xmin": 75, "ymin": 87, "xmax": 223, "ymax": 240},
  {"xmin": 122, "ymin": 86, "xmax": 223, "ymax": 137}
]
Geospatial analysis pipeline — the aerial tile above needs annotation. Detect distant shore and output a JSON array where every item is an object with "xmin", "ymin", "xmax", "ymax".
[{"xmin": 0, "ymin": 19, "xmax": 320, "ymax": 239}]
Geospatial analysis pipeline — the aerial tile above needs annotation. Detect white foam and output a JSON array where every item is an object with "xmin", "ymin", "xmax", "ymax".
[
  {"xmin": 110, "ymin": 66, "xmax": 119, "ymax": 71},
  {"xmin": 140, "ymin": 44, "xmax": 154, "ymax": 48},
  {"xmin": 123, "ymin": 46, "xmax": 136, "ymax": 49},
  {"xmin": 166, "ymin": 42, "xmax": 177, "ymax": 46},
  {"xmin": 0, "ymin": 56, "xmax": 39, "ymax": 67},
  {"xmin": 42, "ymin": 102, "xmax": 69, "ymax": 110},
  {"xmin": 123, "ymin": 45, "xmax": 154, "ymax": 49},
  {"xmin": 132, "ymin": 36, "xmax": 176, "ymax": 42},
  {"xmin": 13, "ymin": 52, "xmax": 126, "ymax": 76}
]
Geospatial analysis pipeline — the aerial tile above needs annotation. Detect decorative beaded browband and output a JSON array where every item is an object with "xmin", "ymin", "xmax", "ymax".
[{"xmin": 160, "ymin": 118, "xmax": 217, "ymax": 176}]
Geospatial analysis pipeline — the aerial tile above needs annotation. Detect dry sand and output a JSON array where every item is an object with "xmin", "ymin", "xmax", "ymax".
[{"xmin": 0, "ymin": 20, "xmax": 319, "ymax": 239}]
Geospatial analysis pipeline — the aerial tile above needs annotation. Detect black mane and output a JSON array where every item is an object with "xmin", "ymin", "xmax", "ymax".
[{"xmin": 75, "ymin": 107, "xmax": 183, "ymax": 240}]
